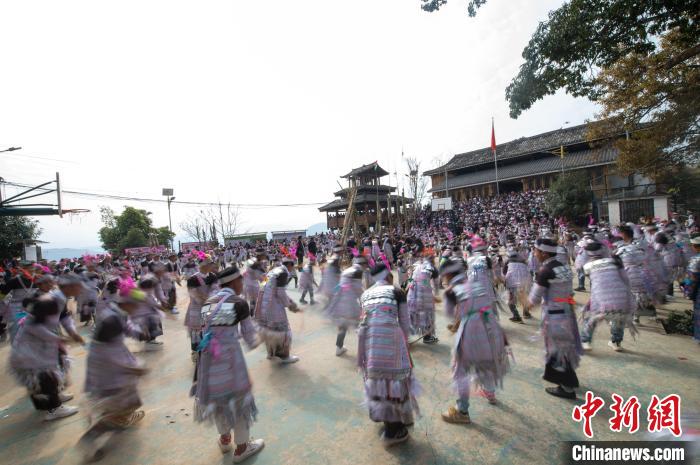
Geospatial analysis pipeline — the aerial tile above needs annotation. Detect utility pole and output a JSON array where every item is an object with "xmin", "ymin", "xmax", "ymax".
[
  {"xmin": 401, "ymin": 188, "xmax": 406, "ymax": 230},
  {"xmin": 162, "ymin": 188, "xmax": 175, "ymax": 250},
  {"xmin": 375, "ymin": 176, "xmax": 380, "ymax": 234}
]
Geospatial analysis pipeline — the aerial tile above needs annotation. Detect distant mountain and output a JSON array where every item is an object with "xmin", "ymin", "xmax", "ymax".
[
  {"xmin": 42, "ymin": 247, "xmax": 105, "ymax": 261},
  {"xmin": 306, "ymin": 222, "xmax": 328, "ymax": 236}
]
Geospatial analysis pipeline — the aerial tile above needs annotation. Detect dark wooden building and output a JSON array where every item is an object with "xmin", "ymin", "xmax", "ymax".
[
  {"xmin": 319, "ymin": 162, "xmax": 412, "ymax": 232},
  {"xmin": 423, "ymin": 123, "xmax": 669, "ymax": 223}
]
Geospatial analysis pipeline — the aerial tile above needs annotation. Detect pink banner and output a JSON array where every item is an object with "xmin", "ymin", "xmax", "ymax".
[{"xmin": 124, "ymin": 245, "xmax": 167, "ymax": 255}]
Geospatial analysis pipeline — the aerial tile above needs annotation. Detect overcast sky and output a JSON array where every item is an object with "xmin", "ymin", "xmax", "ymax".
[{"xmin": 0, "ymin": 0, "xmax": 598, "ymax": 249}]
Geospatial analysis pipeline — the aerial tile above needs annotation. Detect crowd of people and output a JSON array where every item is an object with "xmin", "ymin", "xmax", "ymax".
[
  {"xmin": 415, "ymin": 190, "xmax": 550, "ymax": 235},
  {"xmin": 1, "ymin": 190, "xmax": 699, "ymax": 461}
]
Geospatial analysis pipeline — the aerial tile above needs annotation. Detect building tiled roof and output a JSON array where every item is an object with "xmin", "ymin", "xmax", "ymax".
[
  {"xmin": 424, "ymin": 123, "xmax": 608, "ymax": 176},
  {"xmin": 427, "ymin": 146, "xmax": 617, "ymax": 192},
  {"xmin": 342, "ymin": 162, "xmax": 389, "ymax": 179}
]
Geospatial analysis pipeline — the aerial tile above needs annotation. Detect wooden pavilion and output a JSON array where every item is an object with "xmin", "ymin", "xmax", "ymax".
[{"xmin": 319, "ymin": 162, "xmax": 412, "ymax": 233}]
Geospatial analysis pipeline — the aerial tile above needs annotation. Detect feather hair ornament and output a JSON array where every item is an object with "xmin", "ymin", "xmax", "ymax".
[{"xmin": 118, "ymin": 276, "xmax": 136, "ymax": 297}]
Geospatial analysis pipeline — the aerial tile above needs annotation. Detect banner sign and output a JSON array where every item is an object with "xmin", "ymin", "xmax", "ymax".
[
  {"xmin": 181, "ymin": 241, "xmax": 218, "ymax": 253},
  {"xmin": 124, "ymin": 245, "xmax": 167, "ymax": 255}
]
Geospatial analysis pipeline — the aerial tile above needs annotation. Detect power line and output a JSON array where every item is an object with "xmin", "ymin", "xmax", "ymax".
[
  {"xmin": 2, "ymin": 180, "xmax": 326, "ymax": 209},
  {"xmin": 1, "ymin": 152, "xmax": 79, "ymax": 164}
]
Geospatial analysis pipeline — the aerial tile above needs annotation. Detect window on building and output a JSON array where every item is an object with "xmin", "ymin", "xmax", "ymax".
[
  {"xmin": 591, "ymin": 167, "xmax": 605, "ymax": 187},
  {"xmin": 620, "ymin": 199, "xmax": 654, "ymax": 223},
  {"xmin": 598, "ymin": 202, "xmax": 609, "ymax": 222}
]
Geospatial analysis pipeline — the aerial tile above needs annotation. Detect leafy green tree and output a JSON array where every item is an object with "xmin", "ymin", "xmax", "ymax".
[
  {"xmin": 422, "ymin": 0, "xmax": 700, "ymax": 175},
  {"xmin": 423, "ymin": 1, "xmax": 698, "ymax": 112},
  {"xmin": 421, "ymin": 0, "xmax": 486, "ymax": 16},
  {"xmin": 122, "ymin": 228, "xmax": 148, "ymax": 249},
  {"xmin": 662, "ymin": 166, "xmax": 700, "ymax": 215},
  {"xmin": 0, "ymin": 216, "xmax": 41, "ymax": 259},
  {"xmin": 154, "ymin": 226, "xmax": 175, "ymax": 247},
  {"xmin": 544, "ymin": 171, "xmax": 591, "ymax": 221},
  {"xmin": 589, "ymin": 28, "xmax": 699, "ymax": 177},
  {"xmin": 98, "ymin": 206, "xmax": 173, "ymax": 254},
  {"xmin": 503, "ymin": 0, "xmax": 698, "ymax": 118}
]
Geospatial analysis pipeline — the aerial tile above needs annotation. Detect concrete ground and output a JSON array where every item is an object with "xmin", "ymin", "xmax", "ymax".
[{"xmin": 1, "ymin": 275, "xmax": 699, "ymax": 465}]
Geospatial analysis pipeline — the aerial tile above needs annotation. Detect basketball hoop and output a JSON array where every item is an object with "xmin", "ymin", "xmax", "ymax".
[{"xmin": 62, "ymin": 208, "xmax": 90, "ymax": 223}]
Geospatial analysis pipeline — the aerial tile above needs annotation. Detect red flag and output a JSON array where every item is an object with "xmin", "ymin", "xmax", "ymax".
[{"xmin": 490, "ymin": 120, "xmax": 497, "ymax": 154}]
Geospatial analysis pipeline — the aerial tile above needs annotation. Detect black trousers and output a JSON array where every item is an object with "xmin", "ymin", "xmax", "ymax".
[
  {"xmin": 384, "ymin": 421, "xmax": 406, "ymax": 438},
  {"xmin": 336, "ymin": 327, "xmax": 347, "ymax": 348},
  {"xmin": 29, "ymin": 372, "xmax": 61, "ymax": 411},
  {"xmin": 543, "ymin": 357, "xmax": 579, "ymax": 389},
  {"xmin": 168, "ymin": 286, "xmax": 177, "ymax": 308}
]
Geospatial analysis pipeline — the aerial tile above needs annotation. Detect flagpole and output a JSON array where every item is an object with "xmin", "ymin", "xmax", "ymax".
[
  {"xmin": 561, "ymin": 145, "xmax": 564, "ymax": 175},
  {"xmin": 492, "ymin": 117, "xmax": 500, "ymax": 196}
]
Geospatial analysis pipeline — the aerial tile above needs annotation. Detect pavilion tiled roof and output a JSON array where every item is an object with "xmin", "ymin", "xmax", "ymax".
[
  {"xmin": 342, "ymin": 162, "xmax": 389, "ymax": 178},
  {"xmin": 333, "ymin": 185, "xmax": 395, "ymax": 197},
  {"xmin": 319, "ymin": 193, "xmax": 412, "ymax": 212}
]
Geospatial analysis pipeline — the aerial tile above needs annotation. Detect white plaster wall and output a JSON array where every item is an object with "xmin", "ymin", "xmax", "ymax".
[
  {"xmin": 608, "ymin": 201, "xmax": 621, "ymax": 225},
  {"xmin": 653, "ymin": 196, "xmax": 669, "ymax": 220}
]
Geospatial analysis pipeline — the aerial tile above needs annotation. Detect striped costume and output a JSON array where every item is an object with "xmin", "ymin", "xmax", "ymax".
[
  {"xmin": 407, "ymin": 259, "xmax": 437, "ymax": 335},
  {"xmin": 357, "ymin": 282, "xmax": 419, "ymax": 425},
  {"xmin": 581, "ymin": 257, "xmax": 636, "ymax": 344},
  {"xmin": 192, "ymin": 288, "xmax": 258, "ymax": 443},
  {"xmin": 449, "ymin": 273, "xmax": 509, "ymax": 407},
  {"xmin": 529, "ymin": 257, "xmax": 581, "ymax": 389},
  {"xmin": 255, "ymin": 266, "xmax": 295, "ymax": 359},
  {"xmin": 185, "ymin": 272, "xmax": 216, "ymax": 352}
]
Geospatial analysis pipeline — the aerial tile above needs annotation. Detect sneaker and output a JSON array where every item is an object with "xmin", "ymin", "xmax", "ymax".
[
  {"xmin": 279, "ymin": 355, "xmax": 300, "ymax": 364},
  {"xmin": 545, "ymin": 386, "xmax": 576, "ymax": 400},
  {"xmin": 59, "ymin": 392, "xmax": 74, "ymax": 402},
  {"xmin": 299, "ymin": 299, "xmax": 308, "ymax": 304},
  {"xmin": 574, "ymin": 287, "xmax": 585, "ymax": 292},
  {"xmin": 509, "ymin": 316, "xmax": 523, "ymax": 323},
  {"xmin": 523, "ymin": 311, "xmax": 532, "ymax": 319},
  {"xmin": 335, "ymin": 347, "xmax": 347, "ymax": 356},
  {"xmin": 381, "ymin": 428, "xmax": 409, "ymax": 446},
  {"xmin": 171, "ymin": 308, "xmax": 179, "ymax": 315},
  {"xmin": 309, "ymin": 300, "xmax": 316, "ymax": 305},
  {"xmin": 607, "ymin": 341, "xmax": 623, "ymax": 352},
  {"xmin": 582, "ymin": 342, "xmax": 592, "ymax": 351},
  {"xmin": 441, "ymin": 406, "xmax": 471, "ymax": 424},
  {"xmin": 45, "ymin": 405, "xmax": 79, "ymax": 421},
  {"xmin": 114, "ymin": 410, "xmax": 145, "ymax": 428},
  {"xmin": 422, "ymin": 335, "xmax": 439, "ymax": 344},
  {"xmin": 218, "ymin": 435, "xmax": 233, "ymax": 454},
  {"xmin": 232, "ymin": 438, "xmax": 265, "ymax": 463}
]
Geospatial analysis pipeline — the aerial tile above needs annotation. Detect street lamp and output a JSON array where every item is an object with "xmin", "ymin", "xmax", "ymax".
[
  {"xmin": 162, "ymin": 188, "xmax": 175, "ymax": 251},
  {"xmin": 0, "ymin": 147, "xmax": 22, "ymax": 153}
]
